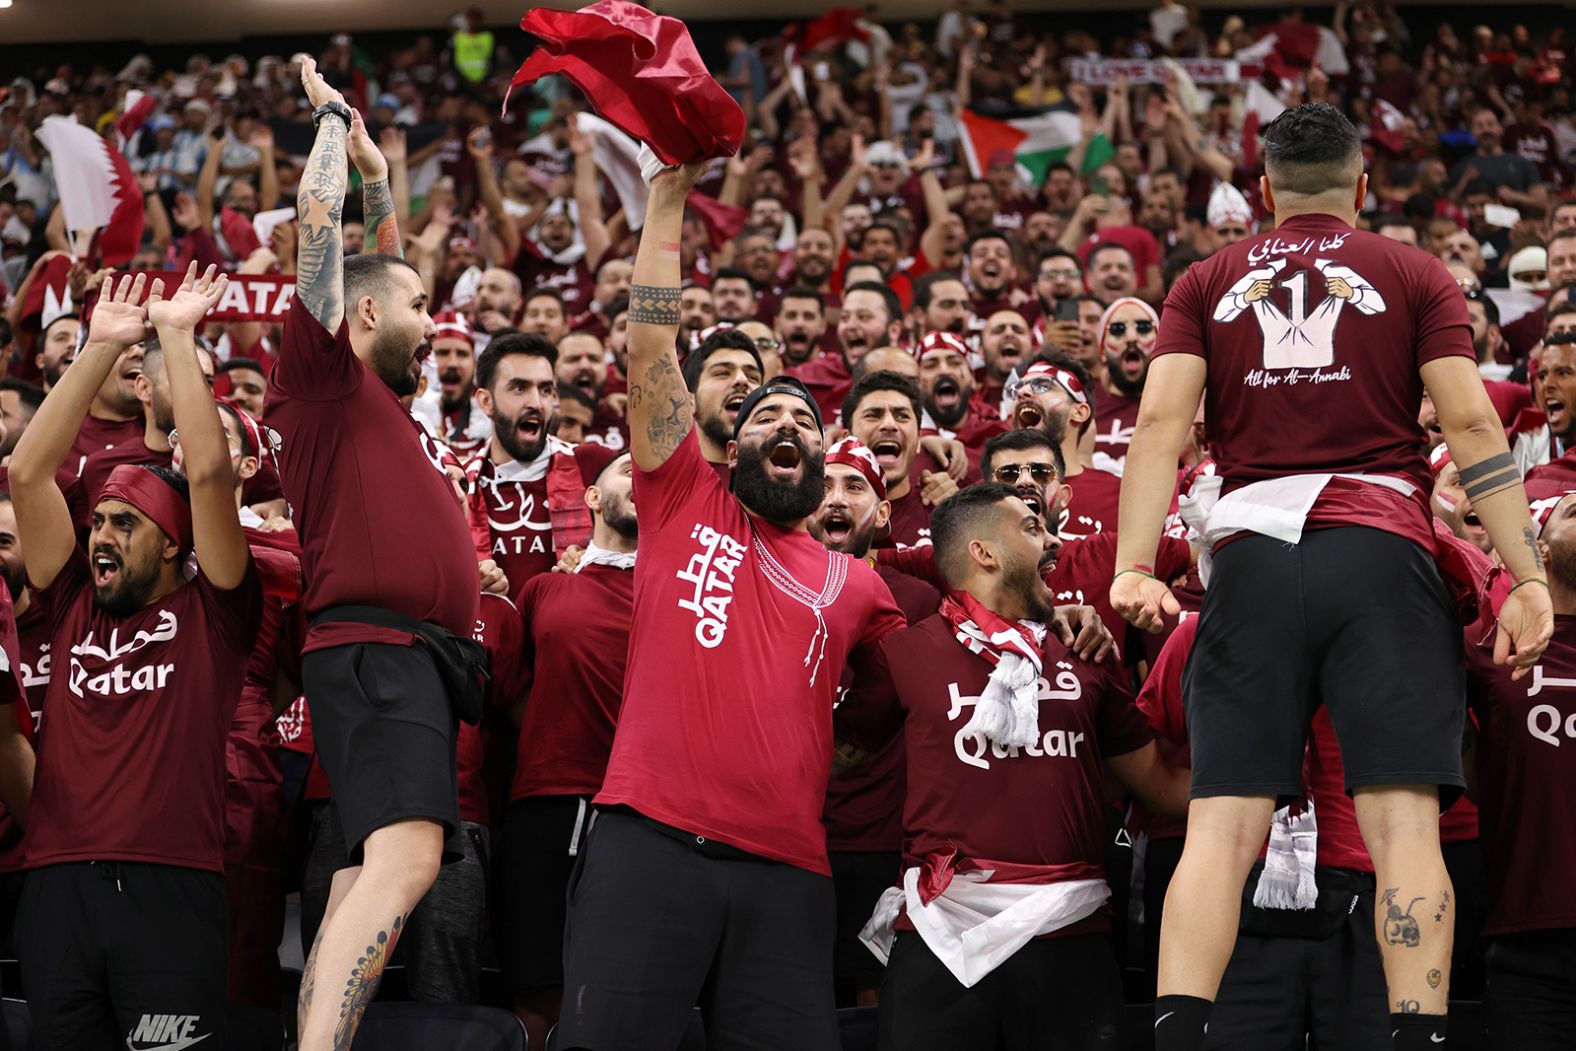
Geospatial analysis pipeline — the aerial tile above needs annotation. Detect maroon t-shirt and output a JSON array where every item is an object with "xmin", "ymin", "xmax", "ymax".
[
  {"xmin": 1466, "ymin": 616, "xmax": 1576, "ymax": 935},
  {"xmin": 0, "ymin": 587, "xmax": 33, "ymax": 873},
  {"xmin": 465, "ymin": 452, "xmax": 557, "ymax": 604},
  {"xmin": 511, "ymin": 562, "xmax": 635, "ymax": 800},
  {"xmin": 79, "ymin": 437, "xmax": 171, "ymax": 508},
  {"xmin": 1155, "ymin": 212, "xmax": 1475, "ymax": 551},
  {"xmin": 465, "ymin": 592, "xmax": 530, "ymax": 827},
  {"xmin": 1092, "ymin": 388, "xmax": 1141, "ymax": 468},
  {"xmin": 26, "ymin": 553, "xmax": 261, "ymax": 872},
  {"xmin": 839, "ymin": 613, "xmax": 1152, "ymax": 933},
  {"xmin": 17, "ymin": 602, "xmax": 48, "ymax": 718},
  {"xmin": 785, "ymin": 351, "xmax": 853, "ymax": 423},
  {"xmin": 596, "ymin": 429, "xmax": 906, "ymax": 874},
  {"xmin": 1047, "ymin": 531, "xmax": 1192, "ymax": 649},
  {"xmin": 511, "ymin": 244, "xmax": 594, "ymax": 314},
  {"xmin": 885, "ymin": 488, "xmax": 933, "ymax": 549},
  {"xmin": 823, "ymin": 566, "xmax": 940, "ymax": 853},
  {"xmin": 1059, "ymin": 466, "xmax": 1123, "ymax": 541},
  {"xmin": 267, "ymin": 296, "xmax": 479, "ymax": 648},
  {"xmin": 67, "ymin": 414, "xmax": 143, "ymax": 480}
]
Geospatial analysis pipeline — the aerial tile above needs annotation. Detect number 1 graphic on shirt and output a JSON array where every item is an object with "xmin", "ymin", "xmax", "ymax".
[{"xmin": 1213, "ymin": 258, "xmax": 1387, "ymax": 370}]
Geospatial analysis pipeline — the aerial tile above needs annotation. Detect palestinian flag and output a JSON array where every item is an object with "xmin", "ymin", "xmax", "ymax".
[{"xmin": 957, "ymin": 107, "xmax": 1088, "ymax": 185}]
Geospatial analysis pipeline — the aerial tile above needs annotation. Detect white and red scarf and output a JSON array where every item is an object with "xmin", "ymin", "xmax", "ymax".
[{"xmin": 940, "ymin": 591, "xmax": 1047, "ymax": 749}]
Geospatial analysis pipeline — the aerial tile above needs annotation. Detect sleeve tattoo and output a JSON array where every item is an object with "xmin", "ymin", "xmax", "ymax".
[
  {"xmin": 627, "ymin": 352, "xmax": 692, "ymax": 463},
  {"xmin": 296, "ymin": 118, "xmax": 348, "ymax": 332},
  {"xmin": 361, "ymin": 178, "xmax": 402, "ymax": 259}
]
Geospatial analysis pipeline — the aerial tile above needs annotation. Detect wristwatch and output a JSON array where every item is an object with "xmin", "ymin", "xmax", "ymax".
[{"xmin": 312, "ymin": 100, "xmax": 353, "ymax": 130}]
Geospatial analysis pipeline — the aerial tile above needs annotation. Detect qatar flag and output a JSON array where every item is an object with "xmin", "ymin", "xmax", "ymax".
[{"xmin": 35, "ymin": 114, "xmax": 144, "ymax": 266}]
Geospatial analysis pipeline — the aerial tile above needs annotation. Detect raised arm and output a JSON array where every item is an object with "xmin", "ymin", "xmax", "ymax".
[
  {"xmin": 196, "ymin": 126, "xmax": 224, "ymax": 231},
  {"xmin": 149, "ymin": 263, "xmax": 249, "ymax": 589},
  {"xmin": 626, "ymin": 162, "xmax": 709, "ymax": 470},
  {"xmin": 251, "ymin": 124, "xmax": 280, "ymax": 212},
  {"xmin": 347, "ymin": 109, "xmax": 400, "ymax": 259},
  {"xmin": 379, "ymin": 126, "xmax": 412, "ymax": 230},
  {"xmin": 10, "ymin": 273, "xmax": 158, "ymax": 591},
  {"xmin": 294, "ymin": 56, "xmax": 349, "ymax": 333},
  {"xmin": 568, "ymin": 121, "xmax": 611, "ymax": 272},
  {"xmin": 466, "ymin": 128, "xmax": 522, "ymax": 261}
]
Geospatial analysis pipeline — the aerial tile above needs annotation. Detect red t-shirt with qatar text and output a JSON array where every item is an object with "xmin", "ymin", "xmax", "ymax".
[
  {"xmin": 511, "ymin": 562, "xmax": 635, "ymax": 801},
  {"xmin": 596, "ymin": 429, "xmax": 906, "ymax": 875},
  {"xmin": 837, "ymin": 614, "xmax": 1152, "ymax": 935},
  {"xmin": 267, "ymin": 296, "xmax": 479, "ymax": 650},
  {"xmin": 1155, "ymin": 212, "xmax": 1475, "ymax": 553},
  {"xmin": 1058, "ymin": 466, "xmax": 1123, "ymax": 542},
  {"xmin": 26, "ymin": 552, "xmax": 261, "ymax": 873},
  {"xmin": 1466, "ymin": 616, "xmax": 1576, "ymax": 936}
]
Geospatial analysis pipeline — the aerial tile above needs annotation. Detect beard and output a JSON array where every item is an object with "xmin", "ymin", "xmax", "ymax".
[
  {"xmin": 699, "ymin": 407, "xmax": 733, "ymax": 452},
  {"xmin": 733, "ymin": 431, "xmax": 826, "ymax": 524},
  {"xmin": 439, "ymin": 369, "xmax": 471, "ymax": 413},
  {"xmin": 493, "ymin": 409, "xmax": 557, "ymax": 463},
  {"xmin": 810, "ymin": 506, "xmax": 878, "ymax": 558},
  {"xmin": 151, "ymin": 403, "xmax": 176, "ymax": 437},
  {"xmin": 92, "ymin": 545, "xmax": 162, "ymax": 616},
  {"xmin": 0, "ymin": 561, "xmax": 24, "ymax": 601},
  {"xmin": 782, "ymin": 332, "xmax": 817, "ymax": 366},
  {"xmin": 370, "ymin": 330, "xmax": 427, "ymax": 397},
  {"xmin": 1105, "ymin": 347, "xmax": 1150, "ymax": 398},
  {"xmin": 1003, "ymin": 552, "xmax": 1057, "ymax": 622},
  {"xmin": 601, "ymin": 489, "xmax": 639, "ymax": 541}
]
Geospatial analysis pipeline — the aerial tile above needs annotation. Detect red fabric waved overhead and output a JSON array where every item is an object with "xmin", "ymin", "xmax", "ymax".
[
  {"xmin": 685, "ymin": 191, "xmax": 748, "ymax": 251},
  {"xmin": 507, "ymin": 0, "xmax": 745, "ymax": 167}
]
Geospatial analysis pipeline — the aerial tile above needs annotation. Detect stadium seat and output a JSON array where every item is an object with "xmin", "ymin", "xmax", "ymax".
[{"xmin": 348, "ymin": 1002, "xmax": 527, "ymax": 1049}]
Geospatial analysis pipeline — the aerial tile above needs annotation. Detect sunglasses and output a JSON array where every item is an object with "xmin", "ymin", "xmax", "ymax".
[
  {"xmin": 754, "ymin": 337, "xmax": 782, "ymax": 352},
  {"xmin": 993, "ymin": 462, "xmax": 1059, "ymax": 485},
  {"xmin": 1107, "ymin": 320, "xmax": 1154, "ymax": 338}
]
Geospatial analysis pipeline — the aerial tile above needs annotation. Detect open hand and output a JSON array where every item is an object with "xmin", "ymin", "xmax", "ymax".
[
  {"xmin": 347, "ymin": 108, "xmax": 388, "ymax": 181},
  {"xmin": 148, "ymin": 261, "xmax": 228, "ymax": 332},
  {"xmin": 87, "ymin": 271, "xmax": 161, "ymax": 348},
  {"xmin": 297, "ymin": 54, "xmax": 346, "ymax": 109},
  {"xmin": 378, "ymin": 125, "xmax": 407, "ymax": 164}
]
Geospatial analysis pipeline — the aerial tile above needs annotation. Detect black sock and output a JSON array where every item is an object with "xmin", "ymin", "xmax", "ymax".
[
  {"xmin": 1154, "ymin": 995, "xmax": 1213, "ymax": 1051},
  {"xmin": 1391, "ymin": 1012, "xmax": 1447, "ymax": 1049}
]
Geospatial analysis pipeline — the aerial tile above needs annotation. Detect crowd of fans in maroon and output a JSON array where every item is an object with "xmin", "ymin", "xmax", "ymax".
[{"xmin": 0, "ymin": 1, "xmax": 1573, "ymax": 1048}]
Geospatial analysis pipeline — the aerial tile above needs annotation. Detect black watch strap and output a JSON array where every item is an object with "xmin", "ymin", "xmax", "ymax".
[{"xmin": 312, "ymin": 101, "xmax": 352, "ymax": 130}]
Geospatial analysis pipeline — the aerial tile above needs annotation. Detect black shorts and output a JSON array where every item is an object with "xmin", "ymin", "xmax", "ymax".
[
  {"xmin": 303, "ymin": 642, "xmax": 459, "ymax": 863},
  {"xmin": 1484, "ymin": 929, "xmax": 1576, "ymax": 1049},
  {"xmin": 830, "ymin": 850, "xmax": 900, "ymax": 987},
  {"xmin": 1185, "ymin": 528, "xmax": 1465, "ymax": 805},
  {"xmin": 876, "ymin": 930, "xmax": 1123, "ymax": 1051},
  {"xmin": 1205, "ymin": 867, "xmax": 1388, "ymax": 1050},
  {"xmin": 557, "ymin": 808, "xmax": 838, "ymax": 1051},
  {"xmin": 494, "ymin": 794, "xmax": 593, "ymax": 998},
  {"xmin": 16, "ymin": 862, "xmax": 228, "ymax": 1050}
]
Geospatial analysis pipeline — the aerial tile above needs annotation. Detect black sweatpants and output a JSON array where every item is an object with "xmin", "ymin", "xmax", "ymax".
[
  {"xmin": 17, "ymin": 862, "xmax": 227, "ymax": 1051},
  {"xmin": 1484, "ymin": 928, "xmax": 1576, "ymax": 1050}
]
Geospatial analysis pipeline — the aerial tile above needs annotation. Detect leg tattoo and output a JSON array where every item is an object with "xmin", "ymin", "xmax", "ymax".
[
  {"xmin": 299, "ymin": 920, "xmax": 327, "ymax": 1035},
  {"xmin": 332, "ymin": 913, "xmax": 407, "ymax": 1050}
]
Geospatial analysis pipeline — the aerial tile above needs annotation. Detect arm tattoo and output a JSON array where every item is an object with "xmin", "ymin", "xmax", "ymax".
[
  {"xmin": 332, "ymin": 913, "xmax": 406, "ymax": 1050},
  {"xmin": 1523, "ymin": 527, "xmax": 1546, "ymax": 572},
  {"xmin": 628, "ymin": 283, "xmax": 682, "ymax": 326},
  {"xmin": 1461, "ymin": 467, "xmax": 1522, "ymax": 503},
  {"xmin": 1457, "ymin": 452, "xmax": 1520, "ymax": 501},
  {"xmin": 361, "ymin": 178, "xmax": 402, "ymax": 259},
  {"xmin": 296, "ymin": 118, "xmax": 348, "ymax": 332},
  {"xmin": 627, "ymin": 352, "xmax": 693, "ymax": 464}
]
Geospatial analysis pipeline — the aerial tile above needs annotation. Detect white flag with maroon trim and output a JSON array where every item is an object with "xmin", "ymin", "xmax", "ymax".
[{"xmin": 35, "ymin": 114, "xmax": 144, "ymax": 265}]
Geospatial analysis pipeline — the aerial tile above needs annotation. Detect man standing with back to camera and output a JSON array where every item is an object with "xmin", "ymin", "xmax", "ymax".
[{"xmin": 1111, "ymin": 103, "xmax": 1553, "ymax": 1051}]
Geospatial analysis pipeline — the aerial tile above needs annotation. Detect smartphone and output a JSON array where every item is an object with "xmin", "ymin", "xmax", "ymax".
[
  {"xmin": 1055, "ymin": 298, "xmax": 1081, "ymax": 323},
  {"xmin": 1091, "ymin": 175, "xmax": 1108, "ymax": 197}
]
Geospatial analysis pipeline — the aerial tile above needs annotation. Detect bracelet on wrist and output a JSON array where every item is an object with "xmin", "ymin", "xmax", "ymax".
[
  {"xmin": 1114, "ymin": 568, "xmax": 1157, "ymax": 583},
  {"xmin": 1508, "ymin": 578, "xmax": 1549, "ymax": 597}
]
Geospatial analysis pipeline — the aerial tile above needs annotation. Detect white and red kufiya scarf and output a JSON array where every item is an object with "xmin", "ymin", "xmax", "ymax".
[{"xmin": 940, "ymin": 591, "xmax": 1048, "ymax": 750}]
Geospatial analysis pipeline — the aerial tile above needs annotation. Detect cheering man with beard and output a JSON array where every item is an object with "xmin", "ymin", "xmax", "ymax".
[
  {"xmin": 776, "ymin": 286, "xmax": 829, "ymax": 369},
  {"xmin": 498, "ymin": 447, "xmax": 638, "ymax": 1050},
  {"xmin": 11, "ymin": 267, "xmax": 262, "ymax": 1048},
  {"xmin": 916, "ymin": 332, "xmax": 984, "ymax": 441},
  {"xmin": 682, "ymin": 329, "xmax": 764, "ymax": 476},
  {"xmin": 466, "ymin": 333, "xmax": 565, "ymax": 599},
  {"xmin": 844, "ymin": 372, "xmax": 959, "ymax": 547},
  {"xmin": 557, "ymin": 159, "xmax": 907, "ymax": 1051},
  {"xmin": 1091, "ymin": 297, "xmax": 1159, "ymax": 471},
  {"xmin": 266, "ymin": 61, "xmax": 489, "ymax": 1050},
  {"xmin": 836, "ymin": 484, "xmax": 1187, "ymax": 1051},
  {"xmin": 1009, "ymin": 355, "xmax": 1124, "ymax": 540},
  {"xmin": 79, "ymin": 337, "xmax": 215, "ymax": 505},
  {"xmin": 976, "ymin": 310, "xmax": 1033, "ymax": 412},
  {"xmin": 412, "ymin": 311, "xmax": 491, "ymax": 456}
]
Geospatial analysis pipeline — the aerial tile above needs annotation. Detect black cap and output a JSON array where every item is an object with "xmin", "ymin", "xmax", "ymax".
[{"xmin": 731, "ymin": 377, "xmax": 823, "ymax": 440}]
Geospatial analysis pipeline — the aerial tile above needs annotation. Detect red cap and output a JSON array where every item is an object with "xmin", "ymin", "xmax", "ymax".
[
  {"xmin": 572, "ymin": 441, "xmax": 623, "ymax": 487},
  {"xmin": 825, "ymin": 435, "xmax": 887, "ymax": 499},
  {"xmin": 433, "ymin": 311, "xmax": 474, "ymax": 346},
  {"xmin": 914, "ymin": 330, "xmax": 970, "ymax": 362}
]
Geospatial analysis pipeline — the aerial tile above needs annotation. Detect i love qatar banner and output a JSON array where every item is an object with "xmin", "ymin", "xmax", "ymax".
[{"xmin": 128, "ymin": 272, "xmax": 296, "ymax": 323}]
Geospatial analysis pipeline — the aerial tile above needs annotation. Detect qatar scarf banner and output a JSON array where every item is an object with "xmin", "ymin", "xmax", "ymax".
[{"xmin": 128, "ymin": 272, "xmax": 296, "ymax": 323}]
